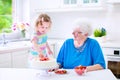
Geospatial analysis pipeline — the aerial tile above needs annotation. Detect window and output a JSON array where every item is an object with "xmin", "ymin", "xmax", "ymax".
[
  {"xmin": 0, "ymin": 0, "xmax": 12, "ymax": 33},
  {"xmin": 0, "ymin": 0, "xmax": 30, "ymax": 40}
]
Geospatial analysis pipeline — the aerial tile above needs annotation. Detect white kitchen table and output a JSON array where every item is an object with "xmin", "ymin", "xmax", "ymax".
[{"xmin": 0, "ymin": 68, "xmax": 117, "ymax": 80}]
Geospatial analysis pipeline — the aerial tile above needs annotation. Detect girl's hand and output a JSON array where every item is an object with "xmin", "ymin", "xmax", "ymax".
[
  {"xmin": 39, "ymin": 53, "xmax": 49, "ymax": 61},
  {"xmin": 39, "ymin": 53, "xmax": 44, "ymax": 58}
]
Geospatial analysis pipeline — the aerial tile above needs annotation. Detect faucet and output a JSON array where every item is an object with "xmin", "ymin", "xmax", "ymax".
[{"xmin": 2, "ymin": 33, "xmax": 7, "ymax": 46}]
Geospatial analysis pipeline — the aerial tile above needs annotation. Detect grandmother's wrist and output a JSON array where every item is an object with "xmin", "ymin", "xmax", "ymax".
[
  {"xmin": 57, "ymin": 63, "xmax": 62, "ymax": 68},
  {"xmin": 86, "ymin": 66, "xmax": 95, "ymax": 72}
]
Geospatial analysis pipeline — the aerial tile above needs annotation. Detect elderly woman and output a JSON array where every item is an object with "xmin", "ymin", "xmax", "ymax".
[{"xmin": 57, "ymin": 19, "xmax": 106, "ymax": 72}]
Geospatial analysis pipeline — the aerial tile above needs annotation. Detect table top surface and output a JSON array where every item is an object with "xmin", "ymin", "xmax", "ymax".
[{"xmin": 0, "ymin": 68, "xmax": 117, "ymax": 80}]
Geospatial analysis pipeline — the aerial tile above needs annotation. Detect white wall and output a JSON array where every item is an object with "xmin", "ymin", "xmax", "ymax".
[
  {"xmin": 30, "ymin": 2, "xmax": 120, "ymax": 41},
  {"xmin": 13, "ymin": 0, "xmax": 30, "ymax": 23},
  {"xmin": 105, "ymin": 5, "xmax": 120, "ymax": 41},
  {"xmin": 47, "ymin": 11, "xmax": 108, "ymax": 39}
]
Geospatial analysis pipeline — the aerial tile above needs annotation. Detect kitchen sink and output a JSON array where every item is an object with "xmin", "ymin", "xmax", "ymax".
[{"xmin": 0, "ymin": 41, "xmax": 32, "ymax": 51}]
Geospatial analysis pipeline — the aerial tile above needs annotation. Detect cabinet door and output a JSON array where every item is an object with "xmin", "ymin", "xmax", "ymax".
[
  {"xmin": 0, "ymin": 53, "xmax": 11, "ymax": 68},
  {"xmin": 12, "ymin": 50, "xmax": 29, "ymax": 68}
]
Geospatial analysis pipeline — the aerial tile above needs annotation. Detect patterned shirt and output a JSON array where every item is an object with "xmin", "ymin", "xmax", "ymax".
[{"xmin": 30, "ymin": 32, "xmax": 48, "ymax": 57}]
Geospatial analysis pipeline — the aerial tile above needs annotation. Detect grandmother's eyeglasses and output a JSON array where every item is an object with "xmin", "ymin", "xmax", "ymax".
[{"xmin": 72, "ymin": 31, "xmax": 82, "ymax": 35}]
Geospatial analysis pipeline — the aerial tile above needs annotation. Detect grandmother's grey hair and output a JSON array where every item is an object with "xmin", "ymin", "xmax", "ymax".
[{"xmin": 73, "ymin": 19, "xmax": 93, "ymax": 36}]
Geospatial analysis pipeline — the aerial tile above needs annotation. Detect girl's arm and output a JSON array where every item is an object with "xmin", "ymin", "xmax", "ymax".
[{"xmin": 46, "ymin": 42, "xmax": 53, "ymax": 55}]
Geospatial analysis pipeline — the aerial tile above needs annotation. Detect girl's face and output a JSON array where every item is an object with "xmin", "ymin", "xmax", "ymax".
[{"xmin": 37, "ymin": 22, "xmax": 51, "ymax": 34}]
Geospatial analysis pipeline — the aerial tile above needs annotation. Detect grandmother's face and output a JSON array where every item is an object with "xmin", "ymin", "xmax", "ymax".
[{"xmin": 72, "ymin": 27, "xmax": 85, "ymax": 41}]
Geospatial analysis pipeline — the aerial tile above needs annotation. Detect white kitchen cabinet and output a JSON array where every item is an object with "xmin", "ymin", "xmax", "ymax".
[
  {"xmin": 60, "ymin": 0, "xmax": 104, "ymax": 12},
  {"xmin": 0, "ymin": 49, "xmax": 30, "ymax": 68},
  {"xmin": 0, "ymin": 53, "xmax": 12, "ymax": 68},
  {"xmin": 31, "ymin": 0, "xmax": 104, "ymax": 13},
  {"xmin": 107, "ymin": 0, "xmax": 120, "ymax": 4},
  {"xmin": 12, "ymin": 50, "xmax": 29, "ymax": 68},
  {"xmin": 62, "ymin": 0, "xmax": 102, "ymax": 7},
  {"xmin": 0, "ymin": 41, "xmax": 31, "ymax": 68}
]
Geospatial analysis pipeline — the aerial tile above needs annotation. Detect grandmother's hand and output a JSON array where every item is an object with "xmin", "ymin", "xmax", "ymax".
[
  {"xmin": 48, "ymin": 68, "xmax": 58, "ymax": 72},
  {"xmin": 74, "ymin": 65, "xmax": 87, "ymax": 75}
]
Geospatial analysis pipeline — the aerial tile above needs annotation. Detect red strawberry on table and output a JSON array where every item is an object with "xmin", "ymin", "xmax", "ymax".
[{"xmin": 54, "ymin": 69, "xmax": 67, "ymax": 74}]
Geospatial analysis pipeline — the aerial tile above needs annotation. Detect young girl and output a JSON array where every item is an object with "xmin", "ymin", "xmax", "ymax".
[{"xmin": 30, "ymin": 13, "xmax": 53, "ymax": 61}]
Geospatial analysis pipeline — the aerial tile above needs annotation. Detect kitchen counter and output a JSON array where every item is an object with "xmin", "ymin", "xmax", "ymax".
[
  {"xmin": 90, "ymin": 36, "xmax": 120, "ymax": 48},
  {"xmin": 0, "ymin": 39, "xmax": 59, "ymax": 53},
  {"xmin": 0, "ymin": 41, "xmax": 31, "ymax": 53},
  {"xmin": 0, "ymin": 68, "xmax": 117, "ymax": 80},
  {"xmin": 94, "ymin": 39, "xmax": 120, "ymax": 48},
  {"xmin": 101, "ymin": 42, "xmax": 120, "ymax": 48}
]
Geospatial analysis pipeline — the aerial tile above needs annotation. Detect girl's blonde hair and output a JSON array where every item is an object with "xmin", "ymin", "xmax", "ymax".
[{"xmin": 35, "ymin": 13, "xmax": 52, "ymax": 32}]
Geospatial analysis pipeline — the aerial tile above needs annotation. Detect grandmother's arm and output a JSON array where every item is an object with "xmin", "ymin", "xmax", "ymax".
[{"xmin": 86, "ymin": 64, "xmax": 104, "ymax": 72}]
